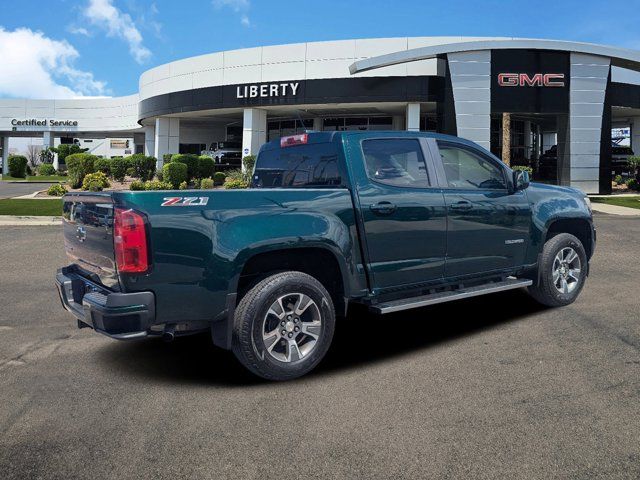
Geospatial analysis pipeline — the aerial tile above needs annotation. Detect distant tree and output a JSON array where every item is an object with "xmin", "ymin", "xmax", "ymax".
[
  {"xmin": 26, "ymin": 144, "xmax": 42, "ymax": 168},
  {"xmin": 39, "ymin": 147, "xmax": 55, "ymax": 164}
]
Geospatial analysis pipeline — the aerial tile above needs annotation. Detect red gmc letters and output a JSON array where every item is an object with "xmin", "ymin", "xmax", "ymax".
[{"xmin": 498, "ymin": 73, "xmax": 565, "ymax": 87}]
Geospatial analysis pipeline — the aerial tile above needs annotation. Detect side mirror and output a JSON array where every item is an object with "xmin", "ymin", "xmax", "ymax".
[{"xmin": 513, "ymin": 170, "xmax": 530, "ymax": 191}]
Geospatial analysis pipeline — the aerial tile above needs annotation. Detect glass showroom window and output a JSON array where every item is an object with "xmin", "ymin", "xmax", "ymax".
[{"xmin": 267, "ymin": 119, "xmax": 313, "ymax": 141}]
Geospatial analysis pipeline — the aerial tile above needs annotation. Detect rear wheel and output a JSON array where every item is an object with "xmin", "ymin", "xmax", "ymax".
[
  {"xmin": 528, "ymin": 233, "xmax": 587, "ymax": 307},
  {"xmin": 232, "ymin": 271, "xmax": 335, "ymax": 381}
]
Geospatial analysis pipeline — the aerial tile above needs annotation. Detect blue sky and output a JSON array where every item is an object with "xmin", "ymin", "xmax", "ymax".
[{"xmin": 1, "ymin": 0, "xmax": 639, "ymax": 98}]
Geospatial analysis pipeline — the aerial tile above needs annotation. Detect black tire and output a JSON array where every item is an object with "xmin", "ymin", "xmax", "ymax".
[
  {"xmin": 232, "ymin": 271, "xmax": 335, "ymax": 381},
  {"xmin": 528, "ymin": 233, "xmax": 588, "ymax": 307}
]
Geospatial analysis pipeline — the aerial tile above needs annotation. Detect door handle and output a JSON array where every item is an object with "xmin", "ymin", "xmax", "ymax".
[
  {"xmin": 369, "ymin": 201, "xmax": 397, "ymax": 215},
  {"xmin": 449, "ymin": 201, "xmax": 472, "ymax": 211}
]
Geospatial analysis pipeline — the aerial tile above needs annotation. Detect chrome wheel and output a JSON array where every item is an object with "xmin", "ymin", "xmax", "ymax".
[
  {"xmin": 552, "ymin": 247, "xmax": 581, "ymax": 294},
  {"xmin": 262, "ymin": 293, "xmax": 322, "ymax": 363}
]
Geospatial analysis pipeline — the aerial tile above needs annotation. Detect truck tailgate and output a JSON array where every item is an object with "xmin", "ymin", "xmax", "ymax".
[{"xmin": 62, "ymin": 192, "xmax": 120, "ymax": 290}]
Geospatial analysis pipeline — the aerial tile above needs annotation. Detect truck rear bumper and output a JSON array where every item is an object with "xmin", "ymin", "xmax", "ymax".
[{"xmin": 56, "ymin": 266, "xmax": 155, "ymax": 340}]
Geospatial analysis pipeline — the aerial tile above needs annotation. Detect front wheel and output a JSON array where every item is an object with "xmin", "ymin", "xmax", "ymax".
[
  {"xmin": 528, "ymin": 233, "xmax": 588, "ymax": 307},
  {"xmin": 232, "ymin": 271, "xmax": 335, "ymax": 381}
]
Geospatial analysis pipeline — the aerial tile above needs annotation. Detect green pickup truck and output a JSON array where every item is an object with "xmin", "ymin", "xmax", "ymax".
[{"xmin": 56, "ymin": 131, "xmax": 595, "ymax": 380}]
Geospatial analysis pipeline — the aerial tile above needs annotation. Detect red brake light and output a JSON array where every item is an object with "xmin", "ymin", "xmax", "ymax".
[
  {"xmin": 280, "ymin": 133, "xmax": 308, "ymax": 148},
  {"xmin": 114, "ymin": 208, "xmax": 148, "ymax": 273}
]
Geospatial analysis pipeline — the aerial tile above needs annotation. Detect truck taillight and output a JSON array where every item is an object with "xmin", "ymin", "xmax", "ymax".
[
  {"xmin": 280, "ymin": 133, "xmax": 308, "ymax": 148},
  {"xmin": 114, "ymin": 208, "xmax": 149, "ymax": 273}
]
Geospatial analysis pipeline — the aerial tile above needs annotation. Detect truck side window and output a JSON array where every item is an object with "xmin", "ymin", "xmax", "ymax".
[
  {"xmin": 253, "ymin": 143, "xmax": 342, "ymax": 188},
  {"xmin": 362, "ymin": 138, "xmax": 430, "ymax": 188},
  {"xmin": 438, "ymin": 143, "xmax": 507, "ymax": 190}
]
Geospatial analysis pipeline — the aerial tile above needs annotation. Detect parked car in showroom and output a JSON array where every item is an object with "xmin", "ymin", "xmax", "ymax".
[
  {"xmin": 200, "ymin": 141, "xmax": 242, "ymax": 167},
  {"xmin": 56, "ymin": 131, "xmax": 595, "ymax": 380}
]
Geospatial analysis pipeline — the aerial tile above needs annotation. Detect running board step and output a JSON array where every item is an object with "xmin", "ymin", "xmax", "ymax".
[{"xmin": 370, "ymin": 278, "xmax": 533, "ymax": 314}]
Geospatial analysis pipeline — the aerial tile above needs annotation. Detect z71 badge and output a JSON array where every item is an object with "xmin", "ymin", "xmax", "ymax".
[{"xmin": 161, "ymin": 197, "xmax": 209, "ymax": 207}]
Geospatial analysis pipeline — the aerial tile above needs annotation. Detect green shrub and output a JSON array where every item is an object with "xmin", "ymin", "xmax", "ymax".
[
  {"xmin": 626, "ymin": 178, "xmax": 639, "ymax": 191},
  {"xmin": 224, "ymin": 169, "xmax": 245, "ymax": 182},
  {"xmin": 179, "ymin": 181, "xmax": 188, "ymax": 190},
  {"xmin": 242, "ymin": 155, "xmax": 256, "ymax": 174},
  {"xmin": 126, "ymin": 167, "xmax": 135, "ymax": 177},
  {"xmin": 162, "ymin": 162, "xmax": 187, "ymax": 188},
  {"xmin": 7, "ymin": 155, "xmax": 28, "ymax": 178},
  {"xmin": 53, "ymin": 144, "xmax": 88, "ymax": 167},
  {"xmin": 38, "ymin": 163, "xmax": 56, "ymax": 176},
  {"xmin": 200, "ymin": 177, "xmax": 214, "ymax": 189},
  {"xmin": 94, "ymin": 158, "xmax": 111, "ymax": 176},
  {"xmin": 213, "ymin": 171, "xmax": 226, "ymax": 185},
  {"xmin": 82, "ymin": 171, "xmax": 110, "ymax": 191},
  {"xmin": 128, "ymin": 154, "xmax": 156, "ymax": 181},
  {"xmin": 198, "ymin": 155, "xmax": 215, "ymax": 179},
  {"xmin": 26, "ymin": 165, "xmax": 33, "ymax": 176},
  {"xmin": 614, "ymin": 174, "xmax": 623, "ymax": 185},
  {"xmin": 110, "ymin": 157, "xmax": 128, "ymax": 183},
  {"xmin": 512, "ymin": 165, "xmax": 533, "ymax": 175},
  {"xmin": 162, "ymin": 153, "xmax": 173, "ymax": 164},
  {"xmin": 144, "ymin": 180, "xmax": 173, "ymax": 190},
  {"xmin": 47, "ymin": 184, "xmax": 67, "ymax": 196},
  {"xmin": 223, "ymin": 178, "xmax": 249, "ymax": 189},
  {"xmin": 627, "ymin": 156, "xmax": 640, "ymax": 177},
  {"xmin": 170, "ymin": 154, "xmax": 199, "ymax": 180},
  {"xmin": 156, "ymin": 170, "xmax": 163, "ymax": 181},
  {"xmin": 66, "ymin": 153, "xmax": 97, "ymax": 188},
  {"xmin": 130, "ymin": 180, "xmax": 145, "ymax": 191}
]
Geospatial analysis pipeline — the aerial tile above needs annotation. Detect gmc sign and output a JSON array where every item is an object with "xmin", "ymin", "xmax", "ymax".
[{"xmin": 498, "ymin": 73, "xmax": 565, "ymax": 87}]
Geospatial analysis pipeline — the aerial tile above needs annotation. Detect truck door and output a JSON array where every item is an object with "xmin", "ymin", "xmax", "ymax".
[
  {"xmin": 434, "ymin": 140, "xmax": 530, "ymax": 278},
  {"xmin": 350, "ymin": 136, "xmax": 447, "ymax": 291}
]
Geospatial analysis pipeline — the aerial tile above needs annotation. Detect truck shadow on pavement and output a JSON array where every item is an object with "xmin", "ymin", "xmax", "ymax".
[{"xmin": 96, "ymin": 289, "xmax": 546, "ymax": 386}]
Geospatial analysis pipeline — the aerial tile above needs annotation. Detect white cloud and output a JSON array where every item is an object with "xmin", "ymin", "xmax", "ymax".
[
  {"xmin": 83, "ymin": 0, "xmax": 151, "ymax": 63},
  {"xmin": 213, "ymin": 0, "xmax": 250, "ymax": 11},
  {"xmin": 213, "ymin": 0, "xmax": 251, "ymax": 27},
  {"xmin": 67, "ymin": 25, "xmax": 90, "ymax": 36},
  {"xmin": 0, "ymin": 27, "xmax": 108, "ymax": 99}
]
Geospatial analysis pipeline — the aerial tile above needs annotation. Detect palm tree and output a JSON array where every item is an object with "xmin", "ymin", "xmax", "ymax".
[{"xmin": 501, "ymin": 112, "xmax": 511, "ymax": 167}]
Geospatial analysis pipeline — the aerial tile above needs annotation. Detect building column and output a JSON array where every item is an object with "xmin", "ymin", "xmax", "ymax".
[
  {"xmin": 630, "ymin": 118, "xmax": 640, "ymax": 156},
  {"xmin": 154, "ymin": 118, "xmax": 179, "ymax": 169},
  {"xmin": 392, "ymin": 115, "xmax": 404, "ymax": 131},
  {"xmin": 569, "ymin": 53, "xmax": 611, "ymax": 194},
  {"xmin": 242, "ymin": 108, "xmax": 267, "ymax": 162},
  {"xmin": 312, "ymin": 117, "xmax": 323, "ymax": 132},
  {"xmin": 446, "ymin": 51, "xmax": 491, "ymax": 151},
  {"xmin": 143, "ymin": 126, "xmax": 155, "ymax": 157},
  {"xmin": 1, "ymin": 137, "xmax": 9, "ymax": 176},
  {"xmin": 406, "ymin": 103, "xmax": 420, "ymax": 132}
]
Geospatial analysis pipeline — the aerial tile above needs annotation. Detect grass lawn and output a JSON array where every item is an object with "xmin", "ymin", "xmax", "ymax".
[
  {"xmin": 591, "ymin": 195, "xmax": 640, "ymax": 210},
  {"xmin": 1, "ymin": 175, "xmax": 67, "ymax": 182},
  {"xmin": 0, "ymin": 199, "xmax": 63, "ymax": 216}
]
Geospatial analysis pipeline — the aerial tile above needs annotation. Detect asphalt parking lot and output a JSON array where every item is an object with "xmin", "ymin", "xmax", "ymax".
[
  {"xmin": 0, "ymin": 181, "xmax": 55, "ymax": 199},
  {"xmin": 0, "ymin": 214, "xmax": 638, "ymax": 479}
]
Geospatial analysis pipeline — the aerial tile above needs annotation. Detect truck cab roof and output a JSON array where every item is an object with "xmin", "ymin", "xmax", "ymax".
[{"xmin": 259, "ymin": 130, "xmax": 484, "ymax": 153}]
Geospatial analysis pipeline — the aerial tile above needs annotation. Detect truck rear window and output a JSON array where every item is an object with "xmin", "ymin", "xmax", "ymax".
[{"xmin": 252, "ymin": 143, "xmax": 343, "ymax": 188}]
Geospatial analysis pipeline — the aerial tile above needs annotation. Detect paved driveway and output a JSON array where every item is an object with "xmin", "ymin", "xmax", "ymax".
[
  {"xmin": 0, "ymin": 214, "xmax": 638, "ymax": 479},
  {"xmin": 0, "ymin": 181, "xmax": 55, "ymax": 199}
]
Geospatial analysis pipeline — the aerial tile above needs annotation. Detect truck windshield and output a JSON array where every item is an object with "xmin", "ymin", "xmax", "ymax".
[{"xmin": 252, "ymin": 143, "xmax": 343, "ymax": 188}]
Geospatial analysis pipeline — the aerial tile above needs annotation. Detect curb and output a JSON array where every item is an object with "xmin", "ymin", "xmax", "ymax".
[
  {"xmin": 0, "ymin": 216, "xmax": 62, "ymax": 226},
  {"xmin": 590, "ymin": 203, "xmax": 640, "ymax": 216}
]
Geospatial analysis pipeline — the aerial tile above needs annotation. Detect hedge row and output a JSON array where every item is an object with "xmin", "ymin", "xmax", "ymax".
[{"xmin": 66, "ymin": 153, "xmax": 157, "ymax": 188}]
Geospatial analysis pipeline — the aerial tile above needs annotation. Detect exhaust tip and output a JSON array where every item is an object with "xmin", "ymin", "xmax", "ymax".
[{"xmin": 162, "ymin": 324, "xmax": 176, "ymax": 342}]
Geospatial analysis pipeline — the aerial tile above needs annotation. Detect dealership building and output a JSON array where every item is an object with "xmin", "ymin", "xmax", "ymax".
[{"xmin": 2, "ymin": 36, "xmax": 640, "ymax": 194}]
